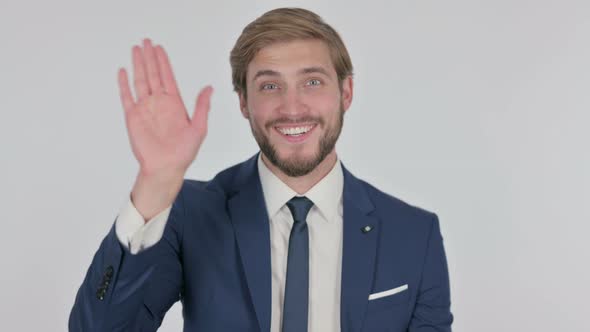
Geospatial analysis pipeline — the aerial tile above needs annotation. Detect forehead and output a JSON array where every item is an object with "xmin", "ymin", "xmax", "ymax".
[{"xmin": 247, "ymin": 39, "xmax": 336, "ymax": 79}]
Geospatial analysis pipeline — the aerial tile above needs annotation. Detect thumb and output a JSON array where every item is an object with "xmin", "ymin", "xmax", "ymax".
[{"xmin": 190, "ymin": 85, "xmax": 214, "ymax": 136}]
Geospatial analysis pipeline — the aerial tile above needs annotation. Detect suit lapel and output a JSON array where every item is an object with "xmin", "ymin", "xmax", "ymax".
[
  {"xmin": 340, "ymin": 163, "xmax": 379, "ymax": 332},
  {"xmin": 228, "ymin": 153, "xmax": 272, "ymax": 332},
  {"xmin": 226, "ymin": 154, "xmax": 379, "ymax": 332}
]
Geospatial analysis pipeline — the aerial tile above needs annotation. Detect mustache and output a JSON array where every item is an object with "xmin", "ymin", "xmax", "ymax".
[{"xmin": 266, "ymin": 116, "xmax": 323, "ymax": 128}]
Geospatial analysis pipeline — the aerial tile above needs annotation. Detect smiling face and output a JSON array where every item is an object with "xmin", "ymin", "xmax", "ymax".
[{"xmin": 239, "ymin": 39, "xmax": 353, "ymax": 177}]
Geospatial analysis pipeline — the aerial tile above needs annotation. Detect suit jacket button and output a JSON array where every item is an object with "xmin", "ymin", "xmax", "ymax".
[{"xmin": 105, "ymin": 266, "xmax": 114, "ymax": 278}]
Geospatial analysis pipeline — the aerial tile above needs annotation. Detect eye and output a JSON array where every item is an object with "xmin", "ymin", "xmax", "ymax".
[
  {"xmin": 261, "ymin": 83, "xmax": 279, "ymax": 91},
  {"xmin": 306, "ymin": 79, "xmax": 322, "ymax": 86}
]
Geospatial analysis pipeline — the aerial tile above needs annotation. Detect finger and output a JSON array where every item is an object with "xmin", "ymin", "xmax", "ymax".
[
  {"xmin": 132, "ymin": 46, "xmax": 150, "ymax": 100},
  {"xmin": 191, "ymin": 86, "xmax": 214, "ymax": 136},
  {"xmin": 118, "ymin": 68, "xmax": 135, "ymax": 113},
  {"xmin": 154, "ymin": 45, "xmax": 180, "ymax": 96},
  {"xmin": 142, "ymin": 38, "xmax": 164, "ymax": 94}
]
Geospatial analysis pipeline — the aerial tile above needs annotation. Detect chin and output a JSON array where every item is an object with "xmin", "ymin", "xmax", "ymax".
[
  {"xmin": 281, "ymin": 151, "xmax": 316, "ymax": 165},
  {"xmin": 264, "ymin": 144, "xmax": 322, "ymax": 177},
  {"xmin": 252, "ymin": 121, "xmax": 337, "ymax": 177}
]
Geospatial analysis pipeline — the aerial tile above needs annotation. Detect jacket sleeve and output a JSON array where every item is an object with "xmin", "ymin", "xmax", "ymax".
[
  {"xmin": 408, "ymin": 213, "xmax": 454, "ymax": 331},
  {"xmin": 68, "ymin": 186, "xmax": 186, "ymax": 332}
]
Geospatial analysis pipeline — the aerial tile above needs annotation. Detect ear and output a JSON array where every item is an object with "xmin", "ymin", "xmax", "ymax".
[
  {"xmin": 340, "ymin": 75, "xmax": 353, "ymax": 112},
  {"xmin": 238, "ymin": 92, "xmax": 249, "ymax": 119}
]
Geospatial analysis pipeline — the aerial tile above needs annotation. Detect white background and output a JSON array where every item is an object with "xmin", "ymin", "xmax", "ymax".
[{"xmin": 1, "ymin": 0, "xmax": 588, "ymax": 331}]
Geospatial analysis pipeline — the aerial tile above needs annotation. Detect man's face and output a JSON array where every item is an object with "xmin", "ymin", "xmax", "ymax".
[{"xmin": 239, "ymin": 39, "xmax": 353, "ymax": 177}]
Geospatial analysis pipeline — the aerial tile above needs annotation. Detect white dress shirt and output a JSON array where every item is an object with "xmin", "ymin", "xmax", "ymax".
[{"xmin": 115, "ymin": 153, "xmax": 344, "ymax": 332}]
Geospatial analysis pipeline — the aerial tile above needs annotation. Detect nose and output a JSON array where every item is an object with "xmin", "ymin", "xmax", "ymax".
[{"xmin": 279, "ymin": 87, "xmax": 309, "ymax": 118}]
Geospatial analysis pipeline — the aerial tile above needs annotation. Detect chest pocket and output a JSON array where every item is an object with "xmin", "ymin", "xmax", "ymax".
[{"xmin": 366, "ymin": 283, "xmax": 410, "ymax": 313}]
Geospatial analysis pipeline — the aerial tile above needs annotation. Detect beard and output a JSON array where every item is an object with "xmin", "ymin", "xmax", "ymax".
[{"xmin": 248, "ymin": 103, "xmax": 344, "ymax": 178}]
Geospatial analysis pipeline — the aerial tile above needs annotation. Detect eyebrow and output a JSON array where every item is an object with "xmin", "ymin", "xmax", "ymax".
[{"xmin": 251, "ymin": 66, "xmax": 331, "ymax": 82}]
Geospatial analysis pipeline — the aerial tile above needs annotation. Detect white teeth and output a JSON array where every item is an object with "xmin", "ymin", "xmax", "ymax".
[{"xmin": 277, "ymin": 125, "xmax": 314, "ymax": 136}]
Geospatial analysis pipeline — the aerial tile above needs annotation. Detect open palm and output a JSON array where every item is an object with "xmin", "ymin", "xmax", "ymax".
[{"xmin": 118, "ymin": 39, "xmax": 213, "ymax": 176}]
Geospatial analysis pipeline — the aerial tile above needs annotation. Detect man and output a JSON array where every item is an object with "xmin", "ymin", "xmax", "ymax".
[{"xmin": 69, "ymin": 7, "xmax": 453, "ymax": 332}]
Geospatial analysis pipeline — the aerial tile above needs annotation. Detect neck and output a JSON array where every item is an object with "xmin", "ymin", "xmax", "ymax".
[{"xmin": 261, "ymin": 150, "xmax": 338, "ymax": 195}]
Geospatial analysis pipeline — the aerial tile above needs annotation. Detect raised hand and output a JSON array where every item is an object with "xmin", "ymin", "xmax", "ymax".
[
  {"xmin": 118, "ymin": 38, "xmax": 213, "ymax": 221},
  {"xmin": 118, "ymin": 38, "xmax": 213, "ymax": 177}
]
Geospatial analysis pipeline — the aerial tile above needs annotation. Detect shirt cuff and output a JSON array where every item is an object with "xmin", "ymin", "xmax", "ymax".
[{"xmin": 115, "ymin": 192, "xmax": 173, "ymax": 254}]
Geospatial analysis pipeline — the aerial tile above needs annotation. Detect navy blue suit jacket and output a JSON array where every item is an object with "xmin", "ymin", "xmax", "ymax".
[{"xmin": 69, "ymin": 152, "xmax": 453, "ymax": 331}]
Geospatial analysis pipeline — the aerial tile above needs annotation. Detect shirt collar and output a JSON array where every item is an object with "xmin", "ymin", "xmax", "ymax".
[{"xmin": 257, "ymin": 152, "xmax": 343, "ymax": 223}]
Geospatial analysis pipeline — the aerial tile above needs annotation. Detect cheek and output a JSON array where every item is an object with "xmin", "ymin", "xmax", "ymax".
[
  {"xmin": 247, "ymin": 98, "xmax": 274, "ymax": 122},
  {"xmin": 249, "ymin": 93, "xmax": 281, "ymax": 114},
  {"xmin": 303, "ymin": 90, "xmax": 341, "ymax": 117}
]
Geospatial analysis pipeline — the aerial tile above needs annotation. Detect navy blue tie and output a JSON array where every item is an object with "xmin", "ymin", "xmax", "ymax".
[{"xmin": 282, "ymin": 196, "xmax": 314, "ymax": 332}]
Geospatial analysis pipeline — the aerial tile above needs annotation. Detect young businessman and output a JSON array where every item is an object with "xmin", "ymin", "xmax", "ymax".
[{"xmin": 69, "ymin": 7, "xmax": 453, "ymax": 332}]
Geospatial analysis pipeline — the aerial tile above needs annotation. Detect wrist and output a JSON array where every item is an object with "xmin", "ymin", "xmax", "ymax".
[{"xmin": 131, "ymin": 169, "xmax": 185, "ymax": 221}]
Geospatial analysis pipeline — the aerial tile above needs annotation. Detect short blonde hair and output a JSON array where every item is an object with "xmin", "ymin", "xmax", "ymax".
[{"xmin": 230, "ymin": 7, "xmax": 353, "ymax": 97}]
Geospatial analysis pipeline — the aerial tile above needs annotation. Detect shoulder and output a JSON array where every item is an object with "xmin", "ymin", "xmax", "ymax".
[
  {"xmin": 357, "ymin": 177, "xmax": 440, "ymax": 233},
  {"xmin": 175, "ymin": 156, "xmax": 254, "ymax": 205}
]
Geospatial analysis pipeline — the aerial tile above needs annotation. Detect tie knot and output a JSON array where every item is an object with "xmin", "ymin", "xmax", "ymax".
[{"xmin": 286, "ymin": 196, "xmax": 314, "ymax": 223}]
